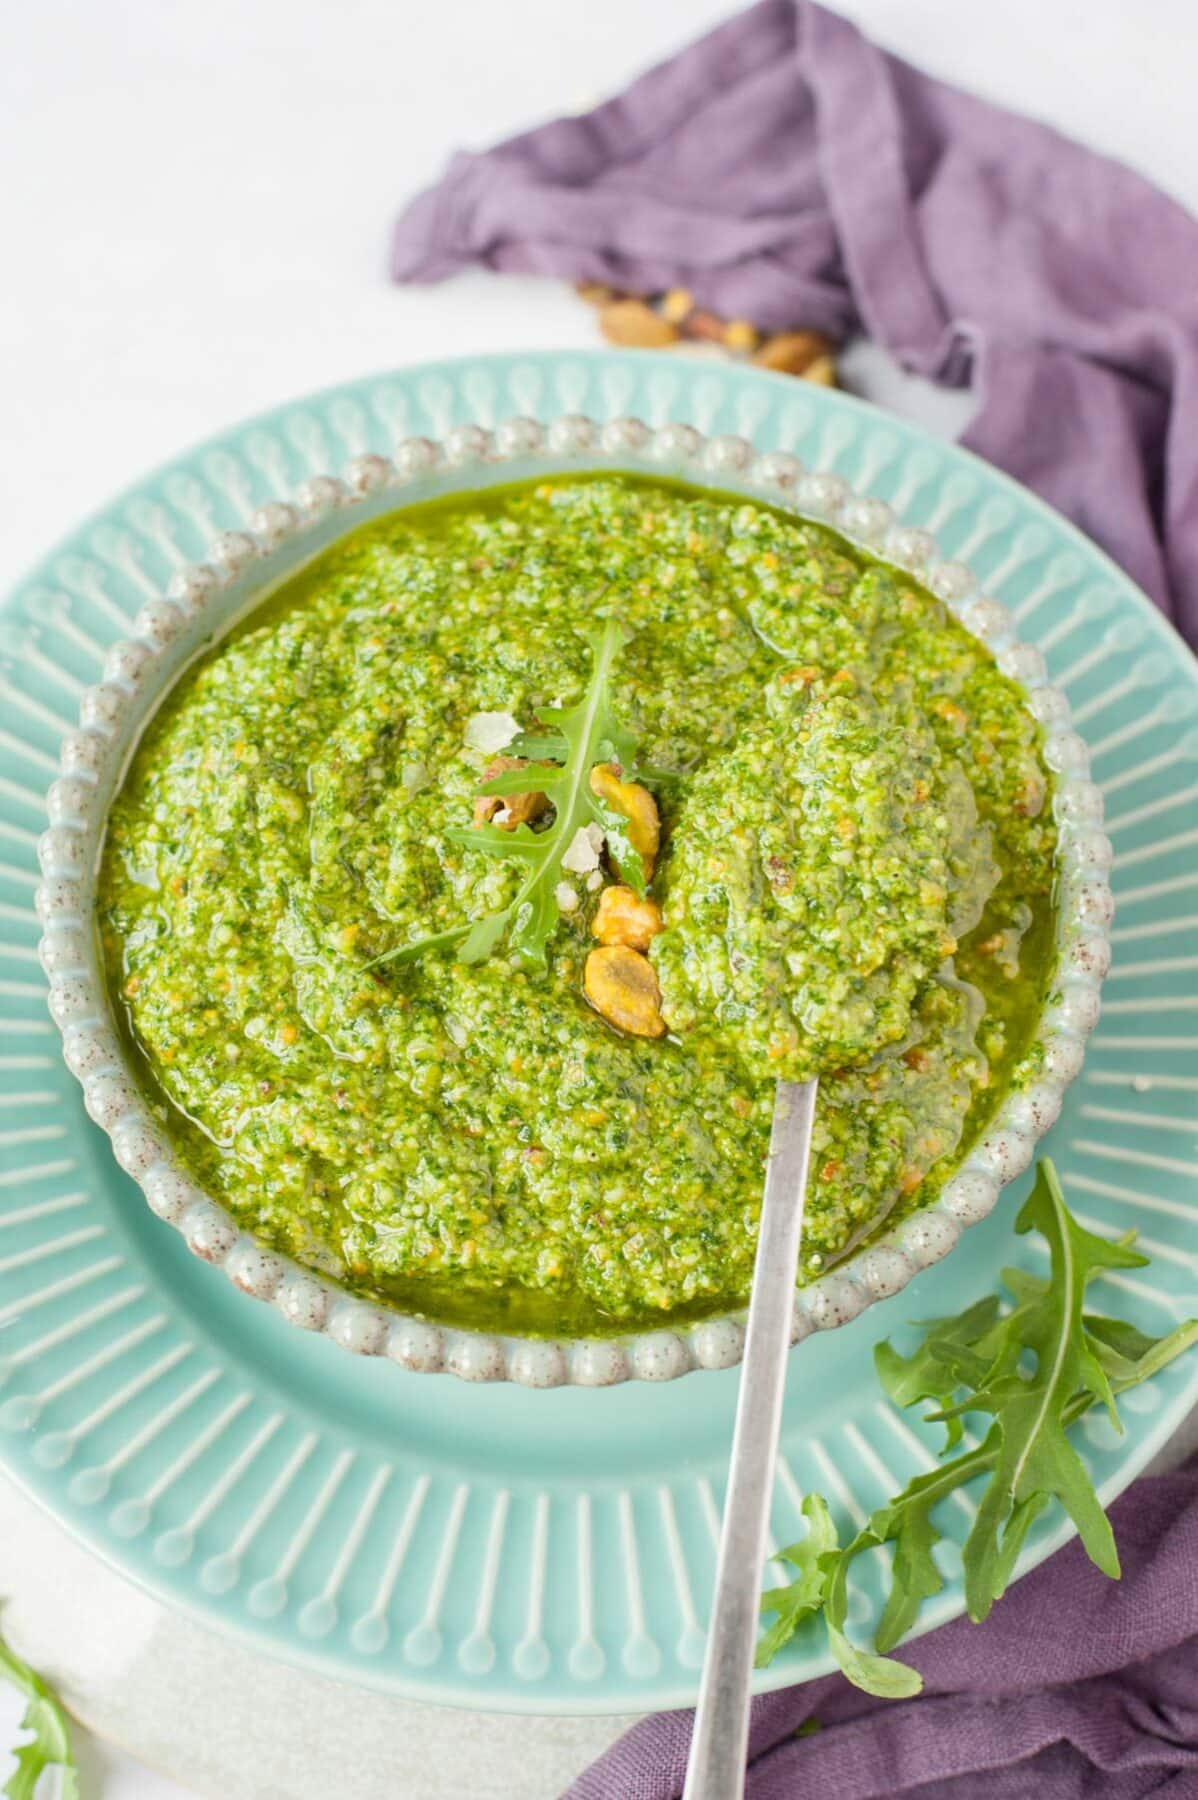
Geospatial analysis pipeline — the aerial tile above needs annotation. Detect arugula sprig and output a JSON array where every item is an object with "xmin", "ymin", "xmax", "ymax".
[
  {"xmin": 0, "ymin": 1629, "xmax": 79, "ymax": 1800},
  {"xmin": 946, "ymin": 1165, "xmax": 1142, "ymax": 1615},
  {"xmin": 375, "ymin": 619, "xmax": 639, "ymax": 970},
  {"xmin": 757, "ymin": 1161, "xmax": 1198, "ymax": 1694},
  {"xmin": 758, "ymin": 1495, "xmax": 922, "ymax": 1697}
]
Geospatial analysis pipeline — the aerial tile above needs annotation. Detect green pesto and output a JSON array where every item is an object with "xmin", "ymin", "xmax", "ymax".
[{"xmin": 98, "ymin": 478, "xmax": 1058, "ymax": 1335}]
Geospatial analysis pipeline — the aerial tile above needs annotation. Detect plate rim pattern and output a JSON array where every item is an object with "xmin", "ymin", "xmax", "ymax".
[{"xmin": 0, "ymin": 349, "xmax": 1193, "ymax": 1714}]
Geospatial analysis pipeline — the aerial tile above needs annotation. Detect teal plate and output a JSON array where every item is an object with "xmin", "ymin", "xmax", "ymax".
[{"xmin": 1, "ymin": 352, "xmax": 1195, "ymax": 1713}]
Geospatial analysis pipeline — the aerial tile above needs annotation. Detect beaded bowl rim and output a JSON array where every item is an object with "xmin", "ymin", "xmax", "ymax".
[{"xmin": 35, "ymin": 412, "xmax": 1114, "ymax": 1388}]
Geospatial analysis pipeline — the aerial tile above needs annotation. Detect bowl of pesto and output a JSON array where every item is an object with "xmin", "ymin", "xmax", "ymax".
[{"xmin": 40, "ymin": 420, "xmax": 1112, "ymax": 1385}]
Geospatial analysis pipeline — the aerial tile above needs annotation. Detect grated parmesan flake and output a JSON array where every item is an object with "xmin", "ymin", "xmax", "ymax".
[
  {"xmin": 463, "ymin": 710, "xmax": 521, "ymax": 754},
  {"xmin": 561, "ymin": 822, "xmax": 605, "ymax": 874}
]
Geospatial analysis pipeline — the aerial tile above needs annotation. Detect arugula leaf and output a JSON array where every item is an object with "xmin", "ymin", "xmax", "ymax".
[
  {"xmin": 458, "ymin": 912, "xmax": 509, "ymax": 965},
  {"xmin": 627, "ymin": 762, "xmax": 688, "ymax": 789},
  {"xmin": 758, "ymin": 1496, "xmax": 921, "ymax": 1696},
  {"xmin": 508, "ymin": 730, "xmax": 568, "ymax": 761},
  {"xmin": 874, "ymin": 1295, "xmax": 1001, "ymax": 1450},
  {"xmin": 824, "ymin": 1614, "xmax": 921, "ymax": 1699},
  {"xmin": 856, "ymin": 1475, "xmax": 948, "ymax": 1655},
  {"xmin": 818, "ymin": 1285, "xmax": 1194, "ymax": 1666},
  {"xmin": 586, "ymin": 789, "xmax": 649, "ymax": 898},
  {"xmin": 375, "ymin": 921, "xmax": 471, "ymax": 968},
  {"xmin": 1084, "ymin": 1314, "xmax": 1198, "ymax": 1387},
  {"xmin": 756, "ymin": 1493, "xmax": 838, "ymax": 1668},
  {"xmin": 508, "ymin": 731, "xmax": 667, "ymax": 774},
  {"xmin": 987, "ymin": 1486, "xmax": 1052, "ymax": 1598},
  {"xmin": 999, "ymin": 1265, "xmax": 1045, "ymax": 1303},
  {"xmin": 819, "ymin": 1503, "xmax": 922, "ymax": 1698},
  {"xmin": 955, "ymin": 1163, "xmax": 1145, "ymax": 1617},
  {"xmin": 444, "ymin": 822, "xmax": 547, "ymax": 858},
  {"xmin": 374, "ymin": 619, "xmax": 641, "ymax": 970},
  {"xmin": 0, "ymin": 1631, "xmax": 79, "ymax": 1800},
  {"xmin": 757, "ymin": 1159, "xmax": 1198, "ymax": 1684}
]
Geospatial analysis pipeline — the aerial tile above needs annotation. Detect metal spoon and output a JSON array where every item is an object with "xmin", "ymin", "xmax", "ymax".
[{"xmin": 682, "ymin": 1076, "xmax": 819, "ymax": 1800}]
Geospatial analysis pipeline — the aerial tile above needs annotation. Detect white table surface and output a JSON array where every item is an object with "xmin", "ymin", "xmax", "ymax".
[{"xmin": 3, "ymin": 1, "xmax": 1196, "ymax": 1793}]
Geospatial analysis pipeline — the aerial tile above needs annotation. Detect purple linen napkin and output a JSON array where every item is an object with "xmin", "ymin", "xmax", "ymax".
[
  {"xmin": 392, "ymin": 0, "xmax": 1198, "ymax": 648},
  {"xmin": 564, "ymin": 1458, "xmax": 1198, "ymax": 1800}
]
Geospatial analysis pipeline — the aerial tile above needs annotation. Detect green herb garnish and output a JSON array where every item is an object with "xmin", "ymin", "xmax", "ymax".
[
  {"xmin": 758, "ymin": 1493, "xmax": 922, "ymax": 1697},
  {"xmin": 375, "ymin": 619, "xmax": 639, "ymax": 970},
  {"xmin": 757, "ymin": 1160, "xmax": 1198, "ymax": 1694},
  {"xmin": 0, "ymin": 1630, "xmax": 79, "ymax": 1800}
]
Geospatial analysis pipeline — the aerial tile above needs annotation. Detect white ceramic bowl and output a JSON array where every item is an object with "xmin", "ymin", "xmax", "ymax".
[{"xmin": 36, "ymin": 416, "xmax": 1114, "ymax": 1386}]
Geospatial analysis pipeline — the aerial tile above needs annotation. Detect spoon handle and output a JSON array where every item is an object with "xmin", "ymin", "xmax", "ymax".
[{"xmin": 682, "ymin": 1076, "xmax": 818, "ymax": 1800}]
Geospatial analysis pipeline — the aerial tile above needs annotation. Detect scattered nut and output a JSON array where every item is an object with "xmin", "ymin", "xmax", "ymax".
[
  {"xmin": 584, "ymin": 945, "xmax": 667, "ymax": 1038},
  {"xmin": 660, "ymin": 287, "xmax": 694, "ymax": 324},
  {"xmin": 577, "ymin": 281, "xmax": 840, "ymax": 388},
  {"xmin": 472, "ymin": 756, "xmax": 549, "ymax": 830},
  {"xmin": 686, "ymin": 309, "xmax": 728, "ymax": 343},
  {"xmin": 589, "ymin": 764, "xmax": 660, "ymax": 881},
  {"xmin": 753, "ymin": 329, "xmax": 833, "ymax": 375},
  {"xmin": 592, "ymin": 884, "xmax": 664, "ymax": 951},
  {"xmin": 599, "ymin": 298, "xmax": 679, "ymax": 349},
  {"xmin": 801, "ymin": 353, "xmax": 838, "ymax": 388},
  {"xmin": 723, "ymin": 318, "xmax": 760, "ymax": 352}
]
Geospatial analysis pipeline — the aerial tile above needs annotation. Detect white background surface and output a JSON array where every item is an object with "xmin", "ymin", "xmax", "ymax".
[{"xmin": 3, "ymin": 1, "xmax": 1196, "ymax": 1793}]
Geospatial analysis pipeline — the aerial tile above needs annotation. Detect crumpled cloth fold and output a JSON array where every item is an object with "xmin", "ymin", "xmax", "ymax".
[
  {"xmin": 392, "ymin": 0, "xmax": 1198, "ymax": 645},
  {"xmin": 564, "ymin": 1458, "xmax": 1198, "ymax": 1799}
]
